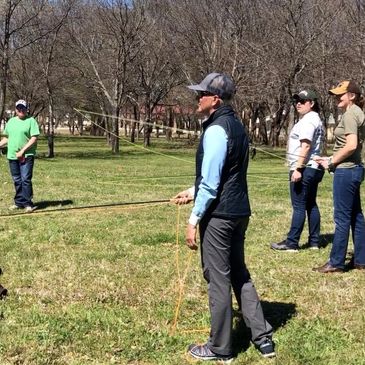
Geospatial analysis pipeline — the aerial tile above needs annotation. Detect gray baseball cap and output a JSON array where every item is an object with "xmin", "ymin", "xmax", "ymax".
[{"xmin": 187, "ymin": 73, "xmax": 236, "ymax": 100}]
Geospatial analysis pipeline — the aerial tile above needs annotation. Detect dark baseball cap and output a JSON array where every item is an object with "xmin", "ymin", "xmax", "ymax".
[
  {"xmin": 292, "ymin": 89, "xmax": 318, "ymax": 101},
  {"xmin": 329, "ymin": 80, "xmax": 361, "ymax": 95},
  {"xmin": 187, "ymin": 73, "xmax": 236, "ymax": 100}
]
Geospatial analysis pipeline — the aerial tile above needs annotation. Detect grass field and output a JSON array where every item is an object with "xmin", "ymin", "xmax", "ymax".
[{"xmin": 0, "ymin": 135, "xmax": 364, "ymax": 365}]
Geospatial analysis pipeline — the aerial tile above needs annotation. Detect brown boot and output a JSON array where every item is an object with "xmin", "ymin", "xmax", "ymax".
[{"xmin": 312, "ymin": 262, "xmax": 343, "ymax": 273}]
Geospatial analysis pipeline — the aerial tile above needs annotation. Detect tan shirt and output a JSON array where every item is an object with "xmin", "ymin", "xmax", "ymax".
[{"xmin": 333, "ymin": 104, "xmax": 365, "ymax": 168}]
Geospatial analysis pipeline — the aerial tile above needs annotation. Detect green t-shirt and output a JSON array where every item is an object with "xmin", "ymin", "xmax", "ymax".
[
  {"xmin": 4, "ymin": 116, "xmax": 40, "ymax": 160},
  {"xmin": 333, "ymin": 104, "xmax": 365, "ymax": 168}
]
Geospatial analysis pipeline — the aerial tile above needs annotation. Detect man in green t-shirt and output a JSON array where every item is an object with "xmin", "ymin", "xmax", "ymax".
[{"xmin": 0, "ymin": 100, "xmax": 40, "ymax": 212}]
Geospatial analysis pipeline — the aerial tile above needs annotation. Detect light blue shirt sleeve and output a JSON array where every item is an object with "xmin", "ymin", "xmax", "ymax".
[{"xmin": 189, "ymin": 125, "xmax": 228, "ymax": 226}]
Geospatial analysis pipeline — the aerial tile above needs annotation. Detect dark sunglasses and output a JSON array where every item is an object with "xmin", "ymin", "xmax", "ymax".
[
  {"xmin": 196, "ymin": 91, "xmax": 215, "ymax": 100},
  {"xmin": 293, "ymin": 99, "xmax": 310, "ymax": 105}
]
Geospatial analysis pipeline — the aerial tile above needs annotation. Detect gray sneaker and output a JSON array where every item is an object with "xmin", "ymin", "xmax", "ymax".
[
  {"xmin": 271, "ymin": 240, "xmax": 299, "ymax": 252},
  {"xmin": 188, "ymin": 343, "xmax": 234, "ymax": 363},
  {"xmin": 24, "ymin": 206, "xmax": 37, "ymax": 213}
]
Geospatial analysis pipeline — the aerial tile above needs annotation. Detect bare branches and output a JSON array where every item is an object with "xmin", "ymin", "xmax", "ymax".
[{"xmin": 1, "ymin": 0, "xmax": 365, "ymax": 148}]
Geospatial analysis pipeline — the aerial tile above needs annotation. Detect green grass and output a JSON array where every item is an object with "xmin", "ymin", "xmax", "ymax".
[{"xmin": 0, "ymin": 135, "xmax": 364, "ymax": 364}]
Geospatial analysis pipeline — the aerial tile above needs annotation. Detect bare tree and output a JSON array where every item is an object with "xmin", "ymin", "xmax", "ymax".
[
  {"xmin": 34, "ymin": 1, "xmax": 73, "ymax": 157},
  {"xmin": 127, "ymin": 2, "xmax": 183, "ymax": 146},
  {"xmin": 3, "ymin": 0, "xmax": 365, "ymax": 151},
  {"xmin": 0, "ymin": 0, "xmax": 52, "ymax": 121},
  {"xmin": 223, "ymin": 0, "xmax": 344, "ymax": 145},
  {"xmin": 68, "ymin": 0, "xmax": 148, "ymax": 153}
]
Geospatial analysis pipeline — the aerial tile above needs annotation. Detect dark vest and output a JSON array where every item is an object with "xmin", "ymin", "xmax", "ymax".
[{"xmin": 195, "ymin": 105, "xmax": 251, "ymax": 219}]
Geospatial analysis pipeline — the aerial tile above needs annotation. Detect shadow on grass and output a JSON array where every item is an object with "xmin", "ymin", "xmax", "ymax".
[
  {"xmin": 232, "ymin": 300, "xmax": 296, "ymax": 355},
  {"xmin": 36, "ymin": 149, "xmax": 192, "ymax": 160},
  {"xmin": 262, "ymin": 300, "xmax": 296, "ymax": 329},
  {"xmin": 319, "ymin": 233, "xmax": 334, "ymax": 248},
  {"xmin": 299, "ymin": 233, "xmax": 334, "ymax": 250},
  {"xmin": 34, "ymin": 200, "xmax": 73, "ymax": 210},
  {"xmin": 37, "ymin": 151, "xmax": 126, "ymax": 160}
]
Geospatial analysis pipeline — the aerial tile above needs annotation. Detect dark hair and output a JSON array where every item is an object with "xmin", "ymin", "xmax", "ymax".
[
  {"xmin": 311, "ymin": 100, "xmax": 320, "ymax": 113},
  {"xmin": 354, "ymin": 94, "xmax": 365, "ymax": 109}
]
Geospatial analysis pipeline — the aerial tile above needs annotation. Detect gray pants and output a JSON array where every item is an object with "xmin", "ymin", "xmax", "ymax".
[{"xmin": 199, "ymin": 215, "xmax": 273, "ymax": 356}]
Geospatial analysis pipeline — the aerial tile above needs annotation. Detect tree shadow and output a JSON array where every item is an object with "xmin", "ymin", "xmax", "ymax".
[
  {"xmin": 34, "ymin": 200, "xmax": 73, "ymax": 210},
  {"xmin": 232, "ymin": 300, "xmax": 296, "ymax": 355},
  {"xmin": 37, "ymin": 149, "xmax": 188, "ymax": 160}
]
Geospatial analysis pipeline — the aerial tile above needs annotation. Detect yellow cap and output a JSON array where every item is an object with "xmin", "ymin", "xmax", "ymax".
[{"xmin": 329, "ymin": 80, "xmax": 361, "ymax": 95}]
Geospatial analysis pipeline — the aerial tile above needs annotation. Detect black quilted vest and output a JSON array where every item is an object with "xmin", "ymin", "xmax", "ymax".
[{"xmin": 194, "ymin": 105, "xmax": 251, "ymax": 219}]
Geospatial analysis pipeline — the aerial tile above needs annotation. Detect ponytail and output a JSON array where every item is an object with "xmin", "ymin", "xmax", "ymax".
[{"xmin": 311, "ymin": 100, "xmax": 320, "ymax": 113}]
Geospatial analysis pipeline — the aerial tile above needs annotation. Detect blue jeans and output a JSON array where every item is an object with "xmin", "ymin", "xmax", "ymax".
[
  {"xmin": 8, "ymin": 156, "xmax": 35, "ymax": 207},
  {"xmin": 286, "ymin": 167, "xmax": 324, "ymax": 247},
  {"xmin": 329, "ymin": 166, "xmax": 365, "ymax": 269}
]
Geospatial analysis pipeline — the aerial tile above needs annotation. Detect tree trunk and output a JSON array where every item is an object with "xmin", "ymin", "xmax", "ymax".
[
  {"xmin": 47, "ymin": 134, "xmax": 55, "ymax": 158},
  {"xmin": 47, "ymin": 97, "xmax": 55, "ymax": 158},
  {"xmin": 0, "ymin": 74, "xmax": 7, "ymax": 123},
  {"xmin": 143, "ymin": 102, "xmax": 152, "ymax": 147},
  {"xmin": 0, "ymin": 46, "xmax": 9, "ymax": 122},
  {"xmin": 111, "ymin": 107, "xmax": 120, "ymax": 153},
  {"xmin": 131, "ymin": 105, "xmax": 139, "ymax": 143},
  {"xmin": 144, "ymin": 118, "xmax": 151, "ymax": 147},
  {"xmin": 77, "ymin": 115, "xmax": 84, "ymax": 136},
  {"xmin": 0, "ymin": 6, "xmax": 11, "ymax": 122}
]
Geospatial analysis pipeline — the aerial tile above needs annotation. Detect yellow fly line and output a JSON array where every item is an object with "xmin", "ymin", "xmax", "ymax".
[
  {"xmin": 75, "ymin": 108, "xmax": 199, "ymax": 136},
  {"xmin": 170, "ymin": 205, "xmax": 195, "ymax": 336}
]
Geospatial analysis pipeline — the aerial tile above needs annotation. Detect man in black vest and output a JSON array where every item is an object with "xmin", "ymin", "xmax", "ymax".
[{"xmin": 172, "ymin": 73, "xmax": 275, "ymax": 362}]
